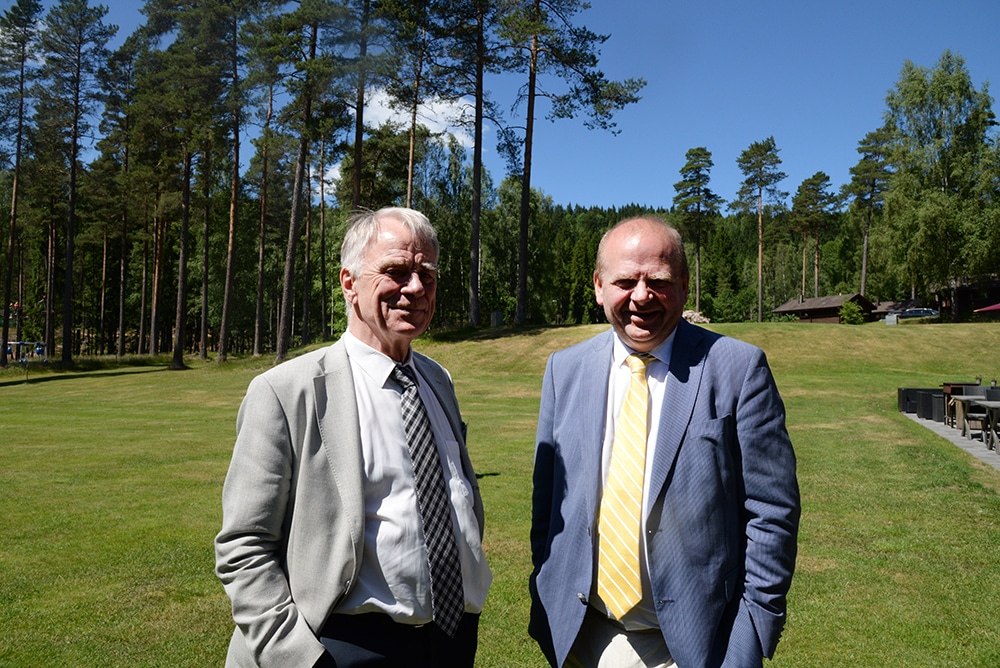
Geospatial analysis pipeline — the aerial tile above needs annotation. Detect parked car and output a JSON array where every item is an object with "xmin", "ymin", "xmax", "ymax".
[{"xmin": 899, "ymin": 307, "xmax": 939, "ymax": 319}]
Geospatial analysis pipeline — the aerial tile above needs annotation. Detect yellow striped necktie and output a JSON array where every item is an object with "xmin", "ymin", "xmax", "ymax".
[{"xmin": 597, "ymin": 352, "xmax": 653, "ymax": 619}]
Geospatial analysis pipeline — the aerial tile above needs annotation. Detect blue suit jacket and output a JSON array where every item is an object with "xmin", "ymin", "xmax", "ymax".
[{"xmin": 529, "ymin": 322, "xmax": 799, "ymax": 668}]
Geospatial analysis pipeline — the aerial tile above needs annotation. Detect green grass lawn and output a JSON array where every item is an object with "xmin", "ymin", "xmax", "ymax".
[{"xmin": 2, "ymin": 321, "xmax": 999, "ymax": 666}]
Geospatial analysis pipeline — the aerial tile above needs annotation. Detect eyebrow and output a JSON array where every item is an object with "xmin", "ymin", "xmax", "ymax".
[
  {"xmin": 609, "ymin": 272, "xmax": 673, "ymax": 282},
  {"xmin": 381, "ymin": 258, "xmax": 438, "ymax": 273}
]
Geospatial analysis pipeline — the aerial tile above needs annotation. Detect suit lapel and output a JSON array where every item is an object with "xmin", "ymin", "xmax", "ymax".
[
  {"xmin": 314, "ymin": 341, "xmax": 365, "ymax": 544},
  {"xmin": 579, "ymin": 332, "xmax": 614, "ymax": 507},
  {"xmin": 413, "ymin": 355, "xmax": 463, "ymax": 444},
  {"xmin": 648, "ymin": 321, "xmax": 706, "ymax": 505}
]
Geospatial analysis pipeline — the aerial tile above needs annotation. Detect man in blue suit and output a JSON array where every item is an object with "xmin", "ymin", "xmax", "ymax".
[{"xmin": 529, "ymin": 216, "xmax": 799, "ymax": 668}]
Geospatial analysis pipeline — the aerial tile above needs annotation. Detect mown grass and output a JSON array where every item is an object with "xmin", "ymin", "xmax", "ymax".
[{"xmin": 2, "ymin": 320, "xmax": 999, "ymax": 666}]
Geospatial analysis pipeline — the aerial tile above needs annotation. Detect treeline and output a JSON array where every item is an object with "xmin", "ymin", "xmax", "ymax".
[
  {"xmin": 2, "ymin": 0, "xmax": 998, "ymax": 369},
  {"xmin": 0, "ymin": 0, "xmax": 646, "ymax": 366}
]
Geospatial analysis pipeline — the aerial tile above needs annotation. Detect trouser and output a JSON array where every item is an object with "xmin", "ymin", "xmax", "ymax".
[{"xmin": 319, "ymin": 612, "xmax": 479, "ymax": 668}]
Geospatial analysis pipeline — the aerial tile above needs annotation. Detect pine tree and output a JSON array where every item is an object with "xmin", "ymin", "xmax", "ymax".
[
  {"xmin": 500, "ymin": 0, "xmax": 644, "ymax": 324},
  {"xmin": 842, "ymin": 126, "xmax": 892, "ymax": 297},
  {"xmin": 37, "ymin": 0, "xmax": 116, "ymax": 363},
  {"xmin": 733, "ymin": 136, "xmax": 787, "ymax": 321},
  {"xmin": 0, "ymin": 0, "xmax": 43, "ymax": 367},
  {"xmin": 673, "ymin": 147, "xmax": 722, "ymax": 314}
]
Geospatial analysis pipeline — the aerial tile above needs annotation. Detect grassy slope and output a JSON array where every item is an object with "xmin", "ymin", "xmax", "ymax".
[{"xmin": 1, "ymin": 321, "xmax": 998, "ymax": 666}]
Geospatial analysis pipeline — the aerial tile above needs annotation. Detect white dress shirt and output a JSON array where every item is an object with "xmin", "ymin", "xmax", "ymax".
[
  {"xmin": 337, "ymin": 332, "xmax": 492, "ymax": 621},
  {"xmin": 594, "ymin": 330, "xmax": 676, "ymax": 630}
]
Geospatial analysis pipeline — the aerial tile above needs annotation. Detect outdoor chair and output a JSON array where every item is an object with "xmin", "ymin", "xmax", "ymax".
[
  {"xmin": 963, "ymin": 388, "xmax": 989, "ymax": 440},
  {"xmin": 946, "ymin": 384, "xmax": 984, "ymax": 428}
]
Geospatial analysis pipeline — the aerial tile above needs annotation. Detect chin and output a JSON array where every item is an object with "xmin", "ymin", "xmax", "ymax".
[{"xmin": 395, "ymin": 318, "xmax": 429, "ymax": 336}]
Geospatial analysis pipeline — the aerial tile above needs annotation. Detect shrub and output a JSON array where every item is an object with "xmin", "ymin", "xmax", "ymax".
[{"xmin": 839, "ymin": 300, "xmax": 866, "ymax": 325}]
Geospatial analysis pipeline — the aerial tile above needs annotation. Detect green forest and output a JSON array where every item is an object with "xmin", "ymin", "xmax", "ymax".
[{"xmin": 2, "ymin": 0, "xmax": 999, "ymax": 368}]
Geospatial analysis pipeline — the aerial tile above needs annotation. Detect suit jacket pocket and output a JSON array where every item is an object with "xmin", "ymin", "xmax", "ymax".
[{"xmin": 664, "ymin": 414, "xmax": 739, "ymax": 566}]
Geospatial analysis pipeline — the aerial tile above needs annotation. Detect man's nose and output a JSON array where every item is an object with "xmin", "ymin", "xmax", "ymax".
[
  {"xmin": 401, "ymin": 271, "xmax": 426, "ymax": 294},
  {"xmin": 632, "ymin": 280, "xmax": 652, "ymax": 302}
]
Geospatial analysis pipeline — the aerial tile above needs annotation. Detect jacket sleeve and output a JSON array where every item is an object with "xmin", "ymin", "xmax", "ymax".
[
  {"xmin": 528, "ymin": 354, "xmax": 559, "ymax": 666},
  {"xmin": 214, "ymin": 375, "xmax": 327, "ymax": 668},
  {"xmin": 735, "ymin": 348, "xmax": 800, "ymax": 658}
]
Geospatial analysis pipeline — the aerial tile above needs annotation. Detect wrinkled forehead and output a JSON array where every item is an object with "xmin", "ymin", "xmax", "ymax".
[{"xmin": 365, "ymin": 218, "xmax": 438, "ymax": 263}]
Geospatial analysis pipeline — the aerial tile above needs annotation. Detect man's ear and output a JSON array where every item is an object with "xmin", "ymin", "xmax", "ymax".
[
  {"xmin": 593, "ymin": 270, "xmax": 605, "ymax": 306},
  {"xmin": 340, "ymin": 267, "xmax": 357, "ymax": 305}
]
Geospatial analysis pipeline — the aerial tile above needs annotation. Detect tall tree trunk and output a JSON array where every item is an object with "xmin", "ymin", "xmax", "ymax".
[
  {"xmin": 15, "ymin": 242, "xmax": 23, "ymax": 346},
  {"xmin": 138, "ymin": 209, "xmax": 150, "ymax": 355},
  {"xmin": 117, "ymin": 205, "xmax": 127, "ymax": 358},
  {"xmin": 1, "ymin": 23, "xmax": 31, "ymax": 368},
  {"xmin": 116, "ymin": 142, "xmax": 131, "ymax": 358},
  {"xmin": 516, "ymin": 25, "xmax": 539, "ymax": 326},
  {"xmin": 172, "ymin": 148, "xmax": 193, "ymax": 370},
  {"xmin": 301, "ymin": 162, "xmax": 312, "ymax": 347},
  {"xmin": 405, "ymin": 31, "xmax": 425, "ymax": 209},
  {"xmin": 2, "ymin": 157, "xmax": 18, "ymax": 369},
  {"xmin": 45, "ymin": 217, "xmax": 55, "ymax": 356},
  {"xmin": 813, "ymin": 230, "xmax": 820, "ymax": 298},
  {"xmin": 319, "ymin": 136, "xmax": 329, "ymax": 340},
  {"xmin": 800, "ymin": 232, "xmax": 807, "ymax": 301},
  {"xmin": 99, "ymin": 231, "xmax": 108, "ymax": 354},
  {"xmin": 151, "ymin": 210, "xmax": 163, "ymax": 355},
  {"xmin": 219, "ymin": 12, "xmax": 240, "ymax": 362},
  {"xmin": 860, "ymin": 196, "xmax": 873, "ymax": 297},
  {"xmin": 468, "ymin": 3, "xmax": 485, "ymax": 328},
  {"xmin": 277, "ymin": 22, "xmax": 317, "ymax": 362},
  {"xmin": 694, "ymin": 201, "xmax": 702, "ymax": 313},
  {"xmin": 62, "ymin": 109, "xmax": 81, "ymax": 364},
  {"xmin": 254, "ymin": 87, "xmax": 274, "ymax": 357},
  {"xmin": 757, "ymin": 187, "xmax": 764, "ymax": 322},
  {"xmin": 199, "ymin": 149, "xmax": 211, "ymax": 361},
  {"xmin": 351, "ymin": 0, "xmax": 370, "ymax": 209}
]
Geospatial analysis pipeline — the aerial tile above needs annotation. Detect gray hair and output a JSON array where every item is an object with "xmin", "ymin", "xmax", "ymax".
[
  {"xmin": 595, "ymin": 215, "xmax": 689, "ymax": 278},
  {"xmin": 340, "ymin": 207, "xmax": 439, "ymax": 275}
]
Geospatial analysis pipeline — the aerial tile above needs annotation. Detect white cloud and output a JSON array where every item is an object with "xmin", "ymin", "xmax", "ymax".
[
  {"xmin": 364, "ymin": 88, "xmax": 476, "ymax": 149},
  {"xmin": 310, "ymin": 89, "xmax": 482, "ymax": 202}
]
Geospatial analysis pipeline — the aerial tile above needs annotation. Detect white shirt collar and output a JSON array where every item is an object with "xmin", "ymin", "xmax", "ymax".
[
  {"xmin": 342, "ymin": 330, "xmax": 413, "ymax": 387},
  {"xmin": 611, "ymin": 328, "xmax": 676, "ymax": 369}
]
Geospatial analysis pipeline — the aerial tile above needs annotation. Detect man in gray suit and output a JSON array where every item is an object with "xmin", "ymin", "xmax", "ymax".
[
  {"xmin": 215, "ymin": 207, "xmax": 491, "ymax": 668},
  {"xmin": 529, "ymin": 216, "xmax": 799, "ymax": 667}
]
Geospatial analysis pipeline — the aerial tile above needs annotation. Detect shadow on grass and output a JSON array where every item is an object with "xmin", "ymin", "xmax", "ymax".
[
  {"xmin": 0, "ymin": 365, "xmax": 169, "ymax": 388},
  {"xmin": 427, "ymin": 323, "xmax": 584, "ymax": 343}
]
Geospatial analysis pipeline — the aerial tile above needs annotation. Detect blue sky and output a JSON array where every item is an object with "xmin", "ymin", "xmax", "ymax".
[{"xmin": 57, "ymin": 0, "xmax": 1000, "ymax": 209}]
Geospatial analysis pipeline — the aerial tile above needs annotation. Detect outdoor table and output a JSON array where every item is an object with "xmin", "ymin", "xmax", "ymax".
[
  {"xmin": 950, "ymin": 395, "xmax": 984, "ymax": 438},
  {"xmin": 973, "ymin": 399, "xmax": 1000, "ymax": 451},
  {"xmin": 941, "ymin": 382, "xmax": 981, "ymax": 427}
]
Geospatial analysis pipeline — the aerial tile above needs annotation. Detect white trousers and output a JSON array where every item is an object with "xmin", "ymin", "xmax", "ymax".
[{"xmin": 565, "ymin": 607, "xmax": 676, "ymax": 668}]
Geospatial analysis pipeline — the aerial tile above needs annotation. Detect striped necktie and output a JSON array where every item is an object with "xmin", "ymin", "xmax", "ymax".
[
  {"xmin": 391, "ymin": 364, "xmax": 465, "ymax": 637},
  {"xmin": 597, "ymin": 352, "xmax": 654, "ymax": 619}
]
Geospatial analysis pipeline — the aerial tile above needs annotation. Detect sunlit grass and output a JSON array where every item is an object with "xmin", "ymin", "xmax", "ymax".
[{"xmin": 2, "ymin": 321, "xmax": 1000, "ymax": 666}]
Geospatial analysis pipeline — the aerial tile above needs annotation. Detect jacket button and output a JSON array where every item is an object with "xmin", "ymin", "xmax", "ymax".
[{"xmin": 577, "ymin": 593, "xmax": 588, "ymax": 604}]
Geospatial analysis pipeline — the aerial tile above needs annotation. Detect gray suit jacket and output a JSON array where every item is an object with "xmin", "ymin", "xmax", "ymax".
[
  {"xmin": 529, "ymin": 321, "xmax": 799, "ymax": 668},
  {"xmin": 215, "ymin": 339, "xmax": 483, "ymax": 668}
]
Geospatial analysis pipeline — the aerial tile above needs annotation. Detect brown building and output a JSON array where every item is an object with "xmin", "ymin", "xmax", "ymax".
[{"xmin": 771, "ymin": 293, "xmax": 876, "ymax": 323}]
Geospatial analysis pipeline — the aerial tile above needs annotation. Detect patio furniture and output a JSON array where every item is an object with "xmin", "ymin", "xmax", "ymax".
[{"xmin": 942, "ymin": 382, "xmax": 981, "ymax": 427}]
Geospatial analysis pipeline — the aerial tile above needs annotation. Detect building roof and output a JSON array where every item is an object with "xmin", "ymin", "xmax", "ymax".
[{"xmin": 772, "ymin": 293, "xmax": 875, "ymax": 314}]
